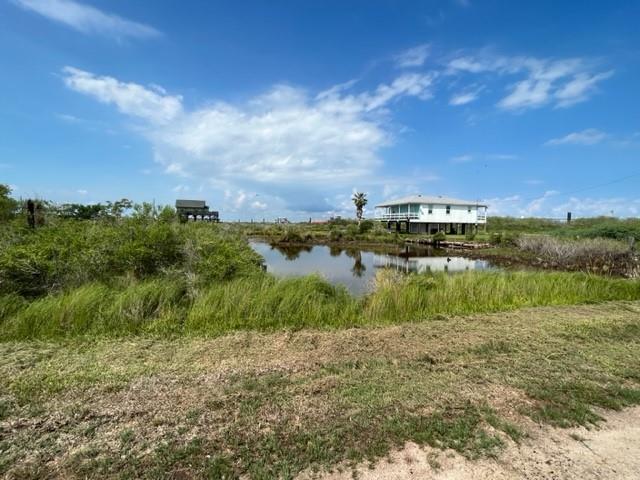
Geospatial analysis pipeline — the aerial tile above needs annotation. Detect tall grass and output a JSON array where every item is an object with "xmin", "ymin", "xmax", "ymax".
[
  {"xmin": 365, "ymin": 270, "xmax": 640, "ymax": 323},
  {"xmin": 2, "ymin": 270, "xmax": 639, "ymax": 341},
  {"xmin": 1, "ymin": 280, "xmax": 188, "ymax": 339},
  {"xmin": 186, "ymin": 274, "xmax": 360, "ymax": 334}
]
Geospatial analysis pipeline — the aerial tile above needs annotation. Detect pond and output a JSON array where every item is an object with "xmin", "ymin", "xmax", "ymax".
[{"xmin": 250, "ymin": 240, "xmax": 496, "ymax": 295}]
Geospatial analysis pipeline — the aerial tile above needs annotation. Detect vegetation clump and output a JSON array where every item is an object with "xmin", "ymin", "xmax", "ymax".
[{"xmin": 516, "ymin": 235, "xmax": 638, "ymax": 276}]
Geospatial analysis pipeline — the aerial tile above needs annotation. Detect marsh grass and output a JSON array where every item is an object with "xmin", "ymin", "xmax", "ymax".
[{"xmin": 2, "ymin": 270, "xmax": 639, "ymax": 340}]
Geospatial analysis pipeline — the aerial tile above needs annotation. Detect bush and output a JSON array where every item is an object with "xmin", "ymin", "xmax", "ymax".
[
  {"xmin": 358, "ymin": 220, "xmax": 375, "ymax": 234},
  {"xmin": 345, "ymin": 224, "xmax": 360, "ymax": 239},
  {"xmin": 0, "ymin": 185, "xmax": 19, "ymax": 223},
  {"xmin": 433, "ymin": 231, "xmax": 446, "ymax": 243},
  {"xmin": 277, "ymin": 228, "xmax": 305, "ymax": 244},
  {"xmin": 489, "ymin": 232, "xmax": 520, "ymax": 246},
  {"xmin": 329, "ymin": 228, "xmax": 343, "ymax": 242},
  {"xmin": 0, "ymin": 220, "xmax": 263, "ymax": 297}
]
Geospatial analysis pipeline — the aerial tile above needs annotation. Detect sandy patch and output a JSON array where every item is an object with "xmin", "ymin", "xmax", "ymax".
[{"xmin": 307, "ymin": 406, "xmax": 640, "ymax": 480}]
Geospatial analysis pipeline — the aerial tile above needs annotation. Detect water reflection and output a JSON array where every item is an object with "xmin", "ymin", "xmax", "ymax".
[
  {"xmin": 269, "ymin": 243, "xmax": 313, "ymax": 260},
  {"xmin": 250, "ymin": 241, "xmax": 495, "ymax": 295}
]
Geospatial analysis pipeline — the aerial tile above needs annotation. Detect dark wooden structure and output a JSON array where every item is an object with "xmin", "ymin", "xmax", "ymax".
[{"xmin": 175, "ymin": 199, "xmax": 219, "ymax": 222}]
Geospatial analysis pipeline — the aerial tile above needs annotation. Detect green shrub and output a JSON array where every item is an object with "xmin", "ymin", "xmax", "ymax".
[
  {"xmin": 346, "ymin": 224, "xmax": 360, "ymax": 239},
  {"xmin": 0, "ymin": 220, "xmax": 262, "ymax": 296},
  {"xmin": 358, "ymin": 220, "xmax": 375, "ymax": 234},
  {"xmin": 329, "ymin": 228, "xmax": 343, "ymax": 242}
]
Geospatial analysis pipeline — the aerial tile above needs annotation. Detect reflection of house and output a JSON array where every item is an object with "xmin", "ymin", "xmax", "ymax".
[
  {"xmin": 175, "ymin": 200, "xmax": 219, "ymax": 222},
  {"xmin": 375, "ymin": 194, "xmax": 487, "ymax": 234},
  {"xmin": 373, "ymin": 254, "xmax": 489, "ymax": 273}
]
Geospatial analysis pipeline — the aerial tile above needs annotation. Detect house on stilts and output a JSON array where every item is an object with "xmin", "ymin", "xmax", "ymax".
[{"xmin": 374, "ymin": 195, "xmax": 487, "ymax": 234}]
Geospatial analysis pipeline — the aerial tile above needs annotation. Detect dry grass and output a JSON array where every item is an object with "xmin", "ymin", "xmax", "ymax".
[
  {"xmin": 2, "ymin": 301, "xmax": 640, "ymax": 478},
  {"xmin": 515, "ymin": 235, "xmax": 638, "ymax": 276}
]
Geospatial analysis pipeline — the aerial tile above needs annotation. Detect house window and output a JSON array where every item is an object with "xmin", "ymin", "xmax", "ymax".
[
  {"xmin": 428, "ymin": 205, "xmax": 433, "ymax": 214},
  {"xmin": 446, "ymin": 205, "xmax": 451, "ymax": 215},
  {"xmin": 467, "ymin": 206, "xmax": 471, "ymax": 213}
]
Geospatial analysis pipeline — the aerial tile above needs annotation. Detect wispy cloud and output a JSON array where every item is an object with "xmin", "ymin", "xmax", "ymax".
[
  {"xmin": 554, "ymin": 71, "xmax": 614, "ymax": 107},
  {"xmin": 62, "ymin": 67, "xmax": 182, "ymax": 124},
  {"xmin": 12, "ymin": 0, "xmax": 160, "ymax": 39},
  {"xmin": 449, "ymin": 85, "xmax": 484, "ymax": 106},
  {"xmin": 450, "ymin": 153, "xmax": 517, "ymax": 163},
  {"xmin": 485, "ymin": 153, "xmax": 518, "ymax": 160},
  {"xmin": 545, "ymin": 128, "xmax": 608, "ymax": 146},
  {"xmin": 56, "ymin": 113, "xmax": 83, "ymax": 123},
  {"xmin": 394, "ymin": 44, "xmax": 430, "ymax": 68},
  {"xmin": 450, "ymin": 154, "xmax": 473, "ymax": 163},
  {"xmin": 446, "ymin": 52, "xmax": 613, "ymax": 110}
]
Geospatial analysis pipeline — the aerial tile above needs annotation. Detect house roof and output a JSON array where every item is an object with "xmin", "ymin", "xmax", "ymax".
[
  {"xmin": 375, "ymin": 195, "xmax": 488, "ymax": 208},
  {"xmin": 175, "ymin": 199, "xmax": 208, "ymax": 209}
]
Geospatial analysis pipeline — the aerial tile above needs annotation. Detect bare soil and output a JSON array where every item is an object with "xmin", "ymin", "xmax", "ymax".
[{"xmin": 310, "ymin": 406, "xmax": 640, "ymax": 480}]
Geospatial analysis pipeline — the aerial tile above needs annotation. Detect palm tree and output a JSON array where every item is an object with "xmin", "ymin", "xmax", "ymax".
[{"xmin": 352, "ymin": 192, "xmax": 368, "ymax": 224}]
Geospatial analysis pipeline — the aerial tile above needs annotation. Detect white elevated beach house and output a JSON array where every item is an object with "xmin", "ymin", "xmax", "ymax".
[{"xmin": 374, "ymin": 194, "xmax": 488, "ymax": 235}]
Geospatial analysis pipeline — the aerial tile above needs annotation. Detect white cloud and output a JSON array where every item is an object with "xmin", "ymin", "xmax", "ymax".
[
  {"xmin": 483, "ymin": 191, "xmax": 558, "ymax": 216},
  {"xmin": 545, "ymin": 128, "xmax": 608, "ymax": 146},
  {"xmin": 63, "ymin": 67, "xmax": 435, "ymax": 192},
  {"xmin": 484, "ymin": 192, "xmax": 640, "ymax": 218},
  {"xmin": 172, "ymin": 184, "xmax": 190, "ymax": 193},
  {"xmin": 551, "ymin": 197, "xmax": 640, "ymax": 218},
  {"xmin": 450, "ymin": 154, "xmax": 473, "ymax": 163},
  {"xmin": 13, "ymin": 0, "xmax": 160, "ymax": 39},
  {"xmin": 450, "ymin": 153, "xmax": 516, "ymax": 163},
  {"xmin": 447, "ymin": 52, "xmax": 612, "ymax": 110},
  {"xmin": 62, "ymin": 67, "xmax": 183, "ymax": 124},
  {"xmin": 395, "ymin": 44, "xmax": 430, "ymax": 68},
  {"xmin": 449, "ymin": 89, "xmax": 480, "ymax": 106},
  {"xmin": 77, "ymin": 189, "xmax": 88, "ymax": 195},
  {"xmin": 251, "ymin": 200, "xmax": 268, "ymax": 210},
  {"xmin": 56, "ymin": 113, "xmax": 83, "ymax": 123},
  {"xmin": 485, "ymin": 153, "xmax": 517, "ymax": 160},
  {"xmin": 554, "ymin": 70, "xmax": 614, "ymax": 107}
]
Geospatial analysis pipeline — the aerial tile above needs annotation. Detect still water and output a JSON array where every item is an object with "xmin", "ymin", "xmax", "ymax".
[{"xmin": 250, "ymin": 241, "xmax": 496, "ymax": 295}]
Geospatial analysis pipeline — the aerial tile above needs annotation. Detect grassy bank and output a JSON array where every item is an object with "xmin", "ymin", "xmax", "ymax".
[
  {"xmin": 2, "ymin": 301, "xmax": 640, "ymax": 478},
  {"xmin": 2, "ymin": 270, "xmax": 639, "ymax": 340}
]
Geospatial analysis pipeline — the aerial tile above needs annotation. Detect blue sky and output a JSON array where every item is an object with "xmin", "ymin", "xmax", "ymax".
[{"xmin": 1, "ymin": 0, "xmax": 639, "ymax": 220}]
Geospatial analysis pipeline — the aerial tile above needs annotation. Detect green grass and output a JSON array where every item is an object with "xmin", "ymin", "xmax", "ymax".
[
  {"xmin": 1, "ymin": 302, "xmax": 639, "ymax": 478},
  {"xmin": 2, "ymin": 270, "xmax": 639, "ymax": 340}
]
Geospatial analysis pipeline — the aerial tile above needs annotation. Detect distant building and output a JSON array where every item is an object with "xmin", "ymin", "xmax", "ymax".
[
  {"xmin": 175, "ymin": 199, "xmax": 219, "ymax": 222},
  {"xmin": 375, "ymin": 194, "xmax": 487, "ymax": 234}
]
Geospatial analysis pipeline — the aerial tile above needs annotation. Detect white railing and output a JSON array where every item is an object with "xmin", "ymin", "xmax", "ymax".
[
  {"xmin": 477, "ymin": 214, "xmax": 487, "ymax": 222},
  {"xmin": 376, "ymin": 213, "xmax": 419, "ymax": 221}
]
